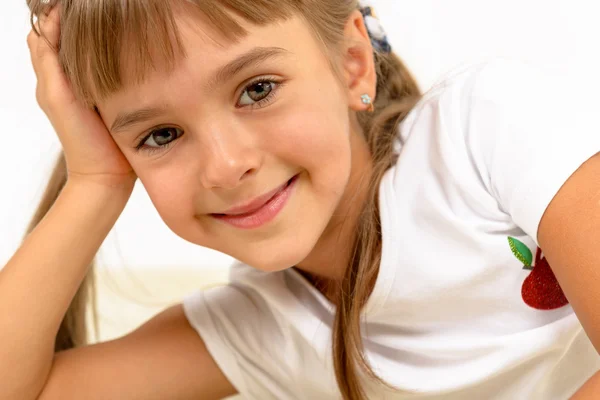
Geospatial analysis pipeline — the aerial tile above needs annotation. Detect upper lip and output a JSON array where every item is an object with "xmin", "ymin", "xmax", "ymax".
[{"xmin": 218, "ymin": 178, "xmax": 291, "ymax": 216}]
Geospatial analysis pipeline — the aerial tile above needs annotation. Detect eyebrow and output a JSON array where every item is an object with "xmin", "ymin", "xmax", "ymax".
[{"xmin": 110, "ymin": 46, "xmax": 291, "ymax": 134}]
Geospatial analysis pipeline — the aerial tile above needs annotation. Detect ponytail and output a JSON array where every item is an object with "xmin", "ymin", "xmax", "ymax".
[{"xmin": 332, "ymin": 50, "xmax": 422, "ymax": 399}]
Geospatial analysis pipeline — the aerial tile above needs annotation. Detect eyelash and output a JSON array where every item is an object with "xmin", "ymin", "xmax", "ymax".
[{"xmin": 133, "ymin": 76, "xmax": 283, "ymax": 155}]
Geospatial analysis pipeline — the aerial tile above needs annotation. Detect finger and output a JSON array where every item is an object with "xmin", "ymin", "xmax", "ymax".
[
  {"xmin": 26, "ymin": 9, "xmax": 57, "ymax": 72},
  {"xmin": 37, "ymin": 6, "xmax": 61, "ymax": 55},
  {"xmin": 31, "ymin": 7, "xmax": 66, "ymax": 88},
  {"xmin": 27, "ymin": 7, "xmax": 68, "ymax": 111}
]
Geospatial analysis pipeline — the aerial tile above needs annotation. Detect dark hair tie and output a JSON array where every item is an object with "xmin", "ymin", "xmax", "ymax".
[{"xmin": 359, "ymin": 5, "xmax": 393, "ymax": 54}]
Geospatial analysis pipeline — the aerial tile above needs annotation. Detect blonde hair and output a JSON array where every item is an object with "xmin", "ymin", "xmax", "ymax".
[{"xmin": 27, "ymin": 0, "xmax": 422, "ymax": 398}]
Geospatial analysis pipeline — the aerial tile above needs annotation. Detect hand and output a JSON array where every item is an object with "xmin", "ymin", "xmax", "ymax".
[{"xmin": 27, "ymin": 6, "xmax": 136, "ymax": 189}]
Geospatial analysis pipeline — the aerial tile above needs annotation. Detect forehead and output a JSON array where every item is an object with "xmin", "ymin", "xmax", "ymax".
[{"xmin": 99, "ymin": 11, "xmax": 324, "ymax": 113}]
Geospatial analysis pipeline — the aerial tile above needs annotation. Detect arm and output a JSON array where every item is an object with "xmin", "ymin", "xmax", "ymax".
[
  {"xmin": 40, "ymin": 304, "xmax": 236, "ymax": 400},
  {"xmin": 0, "ymin": 181, "xmax": 129, "ymax": 399},
  {"xmin": 0, "ymin": 181, "xmax": 235, "ymax": 399},
  {"xmin": 537, "ymin": 152, "xmax": 600, "ymax": 399},
  {"xmin": 571, "ymin": 370, "xmax": 600, "ymax": 400}
]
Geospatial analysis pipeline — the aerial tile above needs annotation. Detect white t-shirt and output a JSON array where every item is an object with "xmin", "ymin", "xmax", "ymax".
[{"xmin": 183, "ymin": 58, "xmax": 600, "ymax": 399}]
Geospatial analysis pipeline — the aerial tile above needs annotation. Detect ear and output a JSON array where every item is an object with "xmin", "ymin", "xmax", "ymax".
[{"xmin": 341, "ymin": 9, "xmax": 377, "ymax": 112}]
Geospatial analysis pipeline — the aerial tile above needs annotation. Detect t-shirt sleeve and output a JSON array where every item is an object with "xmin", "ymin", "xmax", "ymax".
[
  {"xmin": 182, "ymin": 281, "xmax": 292, "ymax": 400},
  {"xmin": 457, "ymin": 58, "xmax": 600, "ymax": 243},
  {"xmin": 182, "ymin": 288, "xmax": 249, "ymax": 395}
]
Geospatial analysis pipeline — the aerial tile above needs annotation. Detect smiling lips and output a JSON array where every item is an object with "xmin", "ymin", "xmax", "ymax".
[{"xmin": 211, "ymin": 175, "xmax": 299, "ymax": 229}]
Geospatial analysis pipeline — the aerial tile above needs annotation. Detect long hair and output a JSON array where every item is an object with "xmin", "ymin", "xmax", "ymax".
[{"xmin": 27, "ymin": 1, "xmax": 421, "ymax": 398}]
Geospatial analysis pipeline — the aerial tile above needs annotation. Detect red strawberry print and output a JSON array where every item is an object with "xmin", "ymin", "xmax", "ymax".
[{"xmin": 508, "ymin": 237, "xmax": 568, "ymax": 310}]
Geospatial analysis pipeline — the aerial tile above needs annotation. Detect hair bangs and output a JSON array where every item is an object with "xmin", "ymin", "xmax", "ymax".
[{"xmin": 55, "ymin": 0, "xmax": 297, "ymax": 107}]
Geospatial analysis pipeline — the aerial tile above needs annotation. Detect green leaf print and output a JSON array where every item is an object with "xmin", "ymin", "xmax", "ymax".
[{"xmin": 508, "ymin": 237, "xmax": 533, "ymax": 268}]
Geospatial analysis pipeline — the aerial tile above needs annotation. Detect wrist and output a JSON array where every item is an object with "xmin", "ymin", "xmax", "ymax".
[
  {"xmin": 63, "ymin": 176, "xmax": 135, "ymax": 207},
  {"xmin": 66, "ymin": 172, "xmax": 137, "ymax": 195}
]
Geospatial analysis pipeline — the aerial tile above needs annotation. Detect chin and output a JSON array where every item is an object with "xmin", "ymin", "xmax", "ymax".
[{"xmin": 236, "ymin": 237, "xmax": 316, "ymax": 273}]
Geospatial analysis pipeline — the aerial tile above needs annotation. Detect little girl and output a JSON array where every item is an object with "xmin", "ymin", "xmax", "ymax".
[{"xmin": 3, "ymin": 0, "xmax": 600, "ymax": 399}]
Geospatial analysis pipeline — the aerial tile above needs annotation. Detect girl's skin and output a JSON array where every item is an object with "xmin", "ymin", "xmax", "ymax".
[
  {"xmin": 1, "ymin": 4, "xmax": 375, "ymax": 399},
  {"xmin": 96, "ymin": 4, "xmax": 376, "ymax": 283},
  {"xmin": 2, "ymin": 3, "xmax": 600, "ymax": 400}
]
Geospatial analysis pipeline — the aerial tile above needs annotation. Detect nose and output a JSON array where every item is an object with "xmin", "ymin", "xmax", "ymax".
[{"xmin": 200, "ymin": 128, "xmax": 262, "ymax": 190}]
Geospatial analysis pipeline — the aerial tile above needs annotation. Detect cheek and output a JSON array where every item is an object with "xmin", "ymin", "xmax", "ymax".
[
  {"xmin": 138, "ymin": 168, "xmax": 200, "ymax": 237},
  {"xmin": 264, "ymin": 90, "xmax": 352, "ymax": 194}
]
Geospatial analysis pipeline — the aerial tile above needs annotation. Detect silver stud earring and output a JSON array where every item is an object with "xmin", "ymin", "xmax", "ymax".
[{"xmin": 361, "ymin": 94, "xmax": 375, "ymax": 113}]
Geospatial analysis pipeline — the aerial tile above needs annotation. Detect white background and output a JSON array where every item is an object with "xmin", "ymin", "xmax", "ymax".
[{"xmin": 1, "ymin": 1, "xmax": 599, "ymax": 272}]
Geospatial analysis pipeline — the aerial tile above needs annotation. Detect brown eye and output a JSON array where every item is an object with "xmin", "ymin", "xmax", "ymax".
[{"xmin": 238, "ymin": 80, "xmax": 278, "ymax": 106}]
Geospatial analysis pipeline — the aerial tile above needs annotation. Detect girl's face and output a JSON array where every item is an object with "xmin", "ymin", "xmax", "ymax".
[{"xmin": 96, "ymin": 9, "xmax": 374, "ymax": 271}]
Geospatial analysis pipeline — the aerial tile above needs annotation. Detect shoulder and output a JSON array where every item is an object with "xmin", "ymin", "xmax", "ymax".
[
  {"xmin": 408, "ymin": 56, "xmax": 558, "ymax": 123},
  {"xmin": 398, "ymin": 56, "xmax": 598, "ymax": 241},
  {"xmin": 183, "ymin": 262, "xmax": 313, "ymax": 349},
  {"xmin": 396, "ymin": 57, "xmax": 533, "ymax": 145},
  {"xmin": 424, "ymin": 57, "xmax": 543, "ymax": 96},
  {"xmin": 398, "ymin": 55, "xmax": 577, "ymax": 154},
  {"xmin": 181, "ymin": 263, "xmax": 333, "ymax": 398},
  {"xmin": 184, "ymin": 262, "xmax": 283, "ymax": 326}
]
